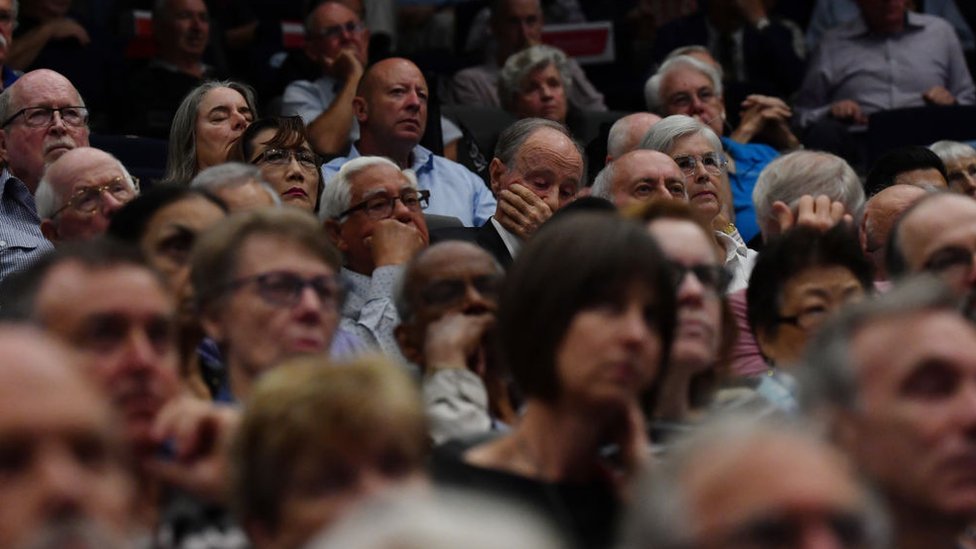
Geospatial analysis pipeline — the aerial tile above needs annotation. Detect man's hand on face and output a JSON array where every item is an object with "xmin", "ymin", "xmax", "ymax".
[
  {"xmin": 923, "ymin": 85, "xmax": 956, "ymax": 106},
  {"xmin": 369, "ymin": 217, "xmax": 427, "ymax": 268},
  {"xmin": 772, "ymin": 194, "xmax": 852, "ymax": 234},
  {"xmin": 497, "ymin": 183, "xmax": 554, "ymax": 240},
  {"xmin": 830, "ymin": 99, "xmax": 868, "ymax": 125},
  {"xmin": 423, "ymin": 311, "xmax": 495, "ymax": 375},
  {"xmin": 322, "ymin": 47, "xmax": 364, "ymax": 81}
]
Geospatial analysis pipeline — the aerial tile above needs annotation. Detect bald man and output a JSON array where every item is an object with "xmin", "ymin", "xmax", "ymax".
[
  {"xmin": 323, "ymin": 57, "xmax": 496, "ymax": 227},
  {"xmin": 606, "ymin": 112, "xmax": 662, "ymax": 162},
  {"xmin": 859, "ymin": 184, "xmax": 927, "ymax": 281},
  {"xmin": 35, "ymin": 147, "xmax": 137, "ymax": 244},
  {"xmin": 591, "ymin": 149, "xmax": 688, "ymax": 209}
]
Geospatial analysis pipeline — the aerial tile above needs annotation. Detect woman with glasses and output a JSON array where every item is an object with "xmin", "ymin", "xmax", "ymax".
[
  {"xmin": 627, "ymin": 199, "xmax": 737, "ymax": 443},
  {"xmin": 233, "ymin": 116, "xmax": 324, "ymax": 212},
  {"xmin": 745, "ymin": 224, "xmax": 872, "ymax": 409},
  {"xmin": 164, "ymin": 80, "xmax": 256, "ymax": 185},
  {"xmin": 641, "ymin": 114, "xmax": 757, "ymax": 293},
  {"xmin": 433, "ymin": 212, "xmax": 676, "ymax": 549},
  {"xmin": 189, "ymin": 208, "xmax": 347, "ymax": 401}
]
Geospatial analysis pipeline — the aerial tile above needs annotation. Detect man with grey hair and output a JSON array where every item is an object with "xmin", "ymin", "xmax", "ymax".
[
  {"xmin": 590, "ymin": 149, "xmax": 687, "ymax": 209},
  {"xmin": 800, "ymin": 277, "xmax": 976, "ymax": 549},
  {"xmin": 621, "ymin": 414, "xmax": 888, "ymax": 549},
  {"xmin": 605, "ymin": 112, "xmax": 661, "ymax": 162},
  {"xmin": 321, "ymin": 155, "xmax": 429, "ymax": 364},
  {"xmin": 35, "ymin": 147, "xmax": 136, "ymax": 244},
  {"xmin": 448, "ymin": 0, "xmax": 605, "ymax": 111},
  {"xmin": 191, "ymin": 162, "xmax": 279, "ymax": 212},
  {"xmin": 432, "ymin": 117, "xmax": 583, "ymax": 268},
  {"xmin": 0, "ymin": 69, "xmax": 89, "ymax": 288},
  {"xmin": 752, "ymin": 149, "xmax": 865, "ymax": 242}
]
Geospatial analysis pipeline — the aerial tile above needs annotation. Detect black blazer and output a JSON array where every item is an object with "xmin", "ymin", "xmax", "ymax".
[{"xmin": 431, "ymin": 218, "xmax": 514, "ymax": 269}]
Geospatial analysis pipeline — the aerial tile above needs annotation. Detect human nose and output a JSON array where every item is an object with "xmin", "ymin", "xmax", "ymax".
[
  {"xmin": 99, "ymin": 190, "xmax": 126, "ymax": 216},
  {"xmin": 677, "ymin": 269, "xmax": 706, "ymax": 306},
  {"xmin": 461, "ymin": 281, "xmax": 494, "ymax": 314},
  {"xmin": 619, "ymin": 303, "xmax": 653, "ymax": 344},
  {"xmin": 36, "ymin": 445, "xmax": 88, "ymax": 517},
  {"xmin": 797, "ymin": 521, "xmax": 847, "ymax": 549}
]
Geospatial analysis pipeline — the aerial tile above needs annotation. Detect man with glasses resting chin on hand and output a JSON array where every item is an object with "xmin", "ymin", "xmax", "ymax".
[
  {"xmin": 321, "ymin": 155, "xmax": 430, "ymax": 369},
  {"xmin": 0, "ymin": 69, "xmax": 89, "ymax": 293}
]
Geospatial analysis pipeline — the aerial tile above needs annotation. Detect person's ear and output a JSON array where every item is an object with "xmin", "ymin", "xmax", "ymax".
[
  {"xmin": 352, "ymin": 96, "xmax": 368, "ymax": 124},
  {"xmin": 324, "ymin": 219, "xmax": 349, "ymax": 252},
  {"xmin": 40, "ymin": 219, "xmax": 59, "ymax": 243},
  {"xmin": 488, "ymin": 158, "xmax": 507, "ymax": 195}
]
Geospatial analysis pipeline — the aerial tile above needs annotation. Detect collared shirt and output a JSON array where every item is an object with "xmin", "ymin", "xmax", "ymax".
[
  {"xmin": 323, "ymin": 144, "xmax": 497, "ymax": 227},
  {"xmin": 489, "ymin": 216, "xmax": 521, "ymax": 260},
  {"xmin": 795, "ymin": 12, "xmax": 976, "ymax": 128},
  {"xmin": 722, "ymin": 137, "xmax": 779, "ymax": 245},
  {"xmin": 716, "ymin": 228, "xmax": 757, "ymax": 294},
  {"xmin": 340, "ymin": 265, "xmax": 413, "ymax": 372},
  {"xmin": 0, "ymin": 168, "xmax": 53, "ymax": 304}
]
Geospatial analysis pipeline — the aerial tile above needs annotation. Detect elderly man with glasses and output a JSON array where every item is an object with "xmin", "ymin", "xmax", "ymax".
[
  {"xmin": 321, "ymin": 155, "xmax": 430, "ymax": 369},
  {"xmin": 0, "ymin": 69, "xmax": 89, "ymax": 293},
  {"xmin": 35, "ymin": 147, "xmax": 138, "ymax": 244}
]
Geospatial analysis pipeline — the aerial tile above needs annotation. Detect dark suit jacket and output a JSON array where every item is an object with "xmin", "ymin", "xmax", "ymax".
[{"xmin": 431, "ymin": 218, "xmax": 513, "ymax": 269}]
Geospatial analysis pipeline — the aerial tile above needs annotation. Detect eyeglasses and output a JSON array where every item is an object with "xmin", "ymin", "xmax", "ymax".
[
  {"xmin": 714, "ymin": 510, "xmax": 871, "ymax": 549},
  {"xmin": 672, "ymin": 152, "xmax": 727, "ymax": 176},
  {"xmin": 310, "ymin": 20, "xmax": 365, "ymax": 40},
  {"xmin": 338, "ymin": 189, "xmax": 430, "ymax": 220},
  {"xmin": 51, "ymin": 177, "xmax": 139, "ymax": 217},
  {"xmin": 923, "ymin": 245, "xmax": 974, "ymax": 280},
  {"xmin": 227, "ymin": 271, "xmax": 343, "ymax": 309},
  {"xmin": 667, "ymin": 87, "xmax": 719, "ymax": 111},
  {"xmin": 2, "ymin": 106, "xmax": 89, "ymax": 128},
  {"xmin": 420, "ymin": 274, "xmax": 503, "ymax": 308},
  {"xmin": 0, "ymin": 10, "xmax": 14, "ymax": 23},
  {"xmin": 250, "ymin": 148, "xmax": 319, "ymax": 169},
  {"xmin": 669, "ymin": 262, "xmax": 732, "ymax": 294}
]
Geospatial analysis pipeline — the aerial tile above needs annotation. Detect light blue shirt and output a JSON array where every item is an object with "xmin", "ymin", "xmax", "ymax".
[
  {"xmin": 0, "ymin": 168, "xmax": 53, "ymax": 306},
  {"xmin": 323, "ymin": 144, "xmax": 496, "ymax": 227}
]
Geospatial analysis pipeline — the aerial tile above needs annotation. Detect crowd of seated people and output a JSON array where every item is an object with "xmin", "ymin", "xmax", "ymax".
[{"xmin": 6, "ymin": 1, "xmax": 976, "ymax": 548}]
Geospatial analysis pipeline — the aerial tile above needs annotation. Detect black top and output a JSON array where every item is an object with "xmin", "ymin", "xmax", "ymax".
[{"xmin": 430, "ymin": 441, "xmax": 620, "ymax": 549}]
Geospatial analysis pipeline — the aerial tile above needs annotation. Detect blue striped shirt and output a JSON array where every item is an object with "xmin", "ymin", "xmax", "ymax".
[{"xmin": 0, "ymin": 168, "xmax": 53, "ymax": 299}]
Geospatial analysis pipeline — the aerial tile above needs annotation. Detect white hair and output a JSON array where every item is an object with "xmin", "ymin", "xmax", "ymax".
[
  {"xmin": 644, "ymin": 55, "xmax": 723, "ymax": 114},
  {"xmin": 930, "ymin": 140, "xmax": 976, "ymax": 165},
  {"xmin": 752, "ymin": 150, "xmax": 865, "ymax": 239},
  {"xmin": 191, "ymin": 162, "xmax": 281, "ymax": 206},
  {"xmin": 318, "ymin": 156, "xmax": 419, "ymax": 222},
  {"xmin": 35, "ymin": 153, "xmax": 137, "ymax": 220},
  {"xmin": 639, "ymin": 114, "xmax": 722, "ymax": 155}
]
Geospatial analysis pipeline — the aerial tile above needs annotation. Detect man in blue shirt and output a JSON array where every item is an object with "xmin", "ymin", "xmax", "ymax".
[{"xmin": 323, "ymin": 58, "xmax": 496, "ymax": 228}]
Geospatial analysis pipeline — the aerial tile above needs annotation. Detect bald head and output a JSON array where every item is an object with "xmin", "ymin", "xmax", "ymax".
[
  {"xmin": 0, "ymin": 325, "xmax": 134, "ymax": 549},
  {"xmin": 0, "ymin": 69, "xmax": 89, "ymax": 191},
  {"xmin": 592, "ymin": 149, "xmax": 687, "ymax": 209},
  {"xmin": 861, "ymin": 184, "xmax": 927, "ymax": 280},
  {"xmin": 606, "ymin": 112, "xmax": 662, "ymax": 161},
  {"xmin": 354, "ymin": 58, "xmax": 429, "ymax": 158},
  {"xmin": 37, "ymin": 147, "xmax": 135, "ymax": 243}
]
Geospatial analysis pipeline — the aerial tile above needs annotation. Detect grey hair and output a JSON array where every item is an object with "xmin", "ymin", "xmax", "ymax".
[
  {"xmin": 620, "ymin": 413, "xmax": 891, "ymax": 549},
  {"xmin": 639, "ymin": 114, "xmax": 722, "ymax": 155},
  {"xmin": 752, "ymin": 150, "xmax": 865, "ymax": 240},
  {"xmin": 930, "ymin": 140, "xmax": 976, "ymax": 165},
  {"xmin": 35, "ymin": 154, "xmax": 137, "ymax": 220},
  {"xmin": 497, "ymin": 45, "xmax": 572, "ymax": 112},
  {"xmin": 163, "ymin": 80, "xmax": 257, "ymax": 186},
  {"xmin": 589, "ymin": 162, "xmax": 616, "ymax": 201},
  {"xmin": 308, "ymin": 488, "xmax": 563, "ymax": 549},
  {"xmin": 190, "ymin": 162, "xmax": 281, "ymax": 206},
  {"xmin": 645, "ymin": 54, "xmax": 723, "ymax": 114},
  {"xmin": 493, "ymin": 117, "xmax": 582, "ymax": 170},
  {"xmin": 798, "ymin": 276, "xmax": 958, "ymax": 414},
  {"xmin": 318, "ymin": 156, "xmax": 419, "ymax": 222}
]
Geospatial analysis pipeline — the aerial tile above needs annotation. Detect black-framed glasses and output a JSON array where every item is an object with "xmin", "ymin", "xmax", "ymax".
[
  {"xmin": 673, "ymin": 152, "xmax": 727, "ymax": 176},
  {"xmin": 420, "ymin": 274, "xmax": 504, "ymax": 308},
  {"xmin": 2, "ymin": 106, "xmax": 89, "ymax": 128},
  {"xmin": 51, "ymin": 176, "xmax": 139, "ymax": 217},
  {"xmin": 669, "ymin": 262, "xmax": 732, "ymax": 294},
  {"xmin": 923, "ymin": 245, "xmax": 974, "ymax": 278},
  {"xmin": 666, "ymin": 87, "xmax": 718, "ymax": 111},
  {"xmin": 250, "ymin": 148, "xmax": 319, "ymax": 169},
  {"xmin": 338, "ymin": 189, "xmax": 430, "ymax": 220},
  {"xmin": 310, "ymin": 20, "xmax": 365, "ymax": 40},
  {"xmin": 227, "ymin": 271, "xmax": 343, "ymax": 309}
]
